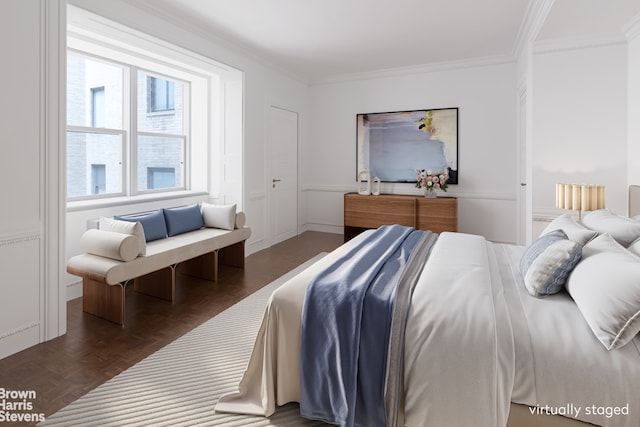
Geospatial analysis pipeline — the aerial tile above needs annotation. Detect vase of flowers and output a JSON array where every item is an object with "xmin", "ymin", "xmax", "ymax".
[{"xmin": 416, "ymin": 169, "xmax": 449, "ymax": 198}]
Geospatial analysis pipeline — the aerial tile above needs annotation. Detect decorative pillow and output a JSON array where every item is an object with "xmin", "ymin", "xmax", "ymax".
[
  {"xmin": 581, "ymin": 209, "xmax": 640, "ymax": 247},
  {"xmin": 201, "ymin": 203, "xmax": 237, "ymax": 231},
  {"xmin": 99, "ymin": 217, "xmax": 146, "ymax": 256},
  {"xmin": 81, "ymin": 229, "xmax": 140, "ymax": 262},
  {"xmin": 162, "ymin": 204, "xmax": 205, "ymax": 237},
  {"xmin": 235, "ymin": 211, "xmax": 246, "ymax": 229},
  {"xmin": 541, "ymin": 214, "xmax": 598, "ymax": 245},
  {"xmin": 565, "ymin": 233, "xmax": 640, "ymax": 350},
  {"xmin": 115, "ymin": 210, "xmax": 167, "ymax": 242},
  {"xmin": 520, "ymin": 229, "xmax": 582, "ymax": 297}
]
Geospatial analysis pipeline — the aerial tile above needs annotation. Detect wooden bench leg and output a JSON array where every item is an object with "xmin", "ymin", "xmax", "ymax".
[
  {"xmin": 180, "ymin": 240, "xmax": 246, "ymax": 282},
  {"xmin": 134, "ymin": 265, "xmax": 176, "ymax": 302},
  {"xmin": 82, "ymin": 278, "xmax": 127, "ymax": 326},
  {"xmin": 180, "ymin": 251, "xmax": 218, "ymax": 282},
  {"xmin": 219, "ymin": 240, "xmax": 245, "ymax": 269}
]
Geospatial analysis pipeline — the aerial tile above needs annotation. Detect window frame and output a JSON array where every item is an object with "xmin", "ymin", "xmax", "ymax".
[{"xmin": 66, "ymin": 49, "xmax": 190, "ymax": 201}]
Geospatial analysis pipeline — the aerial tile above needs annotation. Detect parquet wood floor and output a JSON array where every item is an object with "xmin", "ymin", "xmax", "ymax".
[{"xmin": 0, "ymin": 231, "xmax": 343, "ymax": 426}]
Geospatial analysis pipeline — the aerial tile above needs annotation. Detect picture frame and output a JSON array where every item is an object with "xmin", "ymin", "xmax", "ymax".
[{"xmin": 356, "ymin": 108, "xmax": 458, "ymax": 184}]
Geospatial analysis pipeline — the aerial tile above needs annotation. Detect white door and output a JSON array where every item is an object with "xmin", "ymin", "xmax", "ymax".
[{"xmin": 268, "ymin": 106, "xmax": 298, "ymax": 245}]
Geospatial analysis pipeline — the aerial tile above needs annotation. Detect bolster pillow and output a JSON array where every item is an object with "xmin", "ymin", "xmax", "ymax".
[
  {"xmin": 235, "ymin": 211, "xmax": 246, "ymax": 229},
  {"xmin": 81, "ymin": 229, "xmax": 140, "ymax": 262}
]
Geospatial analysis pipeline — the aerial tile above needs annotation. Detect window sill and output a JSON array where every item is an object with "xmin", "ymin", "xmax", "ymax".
[{"xmin": 66, "ymin": 190, "xmax": 210, "ymax": 213}]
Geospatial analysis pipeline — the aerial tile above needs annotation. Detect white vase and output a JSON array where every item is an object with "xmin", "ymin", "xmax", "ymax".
[
  {"xmin": 424, "ymin": 189, "xmax": 437, "ymax": 198},
  {"xmin": 371, "ymin": 176, "xmax": 381, "ymax": 195},
  {"xmin": 357, "ymin": 169, "xmax": 371, "ymax": 195}
]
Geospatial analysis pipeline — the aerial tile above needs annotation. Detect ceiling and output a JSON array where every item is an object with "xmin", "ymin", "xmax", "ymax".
[{"xmin": 131, "ymin": 0, "xmax": 640, "ymax": 83}]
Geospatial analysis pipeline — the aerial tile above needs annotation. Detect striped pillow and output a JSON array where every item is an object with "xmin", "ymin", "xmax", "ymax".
[{"xmin": 520, "ymin": 229, "xmax": 582, "ymax": 297}]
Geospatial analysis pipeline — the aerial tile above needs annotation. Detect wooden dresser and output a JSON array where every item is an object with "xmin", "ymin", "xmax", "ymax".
[{"xmin": 343, "ymin": 192, "xmax": 458, "ymax": 241}]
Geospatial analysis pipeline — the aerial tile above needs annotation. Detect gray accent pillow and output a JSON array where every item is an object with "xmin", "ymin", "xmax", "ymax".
[{"xmin": 520, "ymin": 229, "xmax": 582, "ymax": 297}]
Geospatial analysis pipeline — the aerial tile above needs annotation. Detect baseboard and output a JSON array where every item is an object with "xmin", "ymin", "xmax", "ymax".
[
  {"xmin": 302, "ymin": 223, "xmax": 344, "ymax": 235},
  {"xmin": 67, "ymin": 281, "xmax": 82, "ymax": 301}
]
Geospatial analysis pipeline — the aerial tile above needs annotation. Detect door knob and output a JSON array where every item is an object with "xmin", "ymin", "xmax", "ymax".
[
  {"xmin": 272, "ymin": 178, "xmax": 281, "ymax": 188},
  {"xmin": 520, "ymin": 182, "xmax": 527, "ymax": 186}
]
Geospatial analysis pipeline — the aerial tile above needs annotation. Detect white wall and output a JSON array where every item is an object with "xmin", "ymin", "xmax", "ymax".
[
  {"xmin": 303, "ymin": 62, "xmax": 519, "ymax": 243},
  {"xmin": 0, "ymin": 0, "xmax": 65, "ymax": 359},
  {"xmin": 532, "ymin": 43, "xmax": 628, "ymax": 233}
]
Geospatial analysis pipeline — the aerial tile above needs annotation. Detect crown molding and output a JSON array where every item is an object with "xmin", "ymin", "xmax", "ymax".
[
  {"xmin": 512, "ymin": 0, "xmax": 556, "ymax": 58},
  {"xmin": 534, "ymin": 34, "xmax": 627, "ymax": 54},
  {"xmin": 623, "ymin": 11, "xmax": 640, "ymax": 41},
  {"xmin": 309, "ymin": 54, "xmax": 515, "ymax": 86}
]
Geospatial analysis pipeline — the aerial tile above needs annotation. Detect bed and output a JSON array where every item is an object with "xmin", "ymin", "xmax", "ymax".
[{"xmin": 215, "ymin": 191, "xmax": 640, "ymax": 427}]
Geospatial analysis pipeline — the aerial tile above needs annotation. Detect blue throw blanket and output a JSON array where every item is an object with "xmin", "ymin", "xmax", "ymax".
[{"xmin": 299, "ymin": 225, "xmax": 429, "ymax": 427}]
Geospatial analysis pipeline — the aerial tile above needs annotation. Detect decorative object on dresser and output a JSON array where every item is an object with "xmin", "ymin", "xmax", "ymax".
[
  {"xmin": 371, "ymin": 176, "xmax": 381, "ymax": 195},
  {"xmin": 356, "ymin": 108, "xmax": 458, "ymax": 184},
  {"xmin": 357, "ymin": 169, "xmax": 371, "ymax": 195},
  {"xmin": 343, "ymin": 192, "xmax": 457, "ymax": 241},
  {"xmin": 555, "ymin": 183, "xmax": 605, "ymax": 219},
  {"xmin": 416, "ymin": 169, "xmax": 449, "ymax": 198}
]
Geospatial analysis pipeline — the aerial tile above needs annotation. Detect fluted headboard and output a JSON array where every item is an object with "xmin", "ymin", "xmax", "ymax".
[{"xmin": 630, "ymin": 185, "xmax": 640, "ymax": 217}]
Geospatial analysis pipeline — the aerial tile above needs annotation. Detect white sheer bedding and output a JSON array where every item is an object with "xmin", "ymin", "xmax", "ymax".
[{"xmin": 215, "ymin": 231, "xmax": 640, "ymax": 427}]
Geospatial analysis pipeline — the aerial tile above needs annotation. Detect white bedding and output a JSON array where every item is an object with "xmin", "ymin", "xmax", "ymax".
[
  {"xmin": 497, "ymin": 243, "xmax": 640, "ymax": 427},
  {"xmin": 215, "ymin": 231, "xmax": 640, "ymax": 427}
]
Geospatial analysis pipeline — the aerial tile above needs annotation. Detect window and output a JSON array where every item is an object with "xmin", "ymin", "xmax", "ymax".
[
  {"xmin": 66, "ymin": 51, "xmax": 188, "ymax": 200},
  {"xmin": 67, "ymin": 5, "xmax": 243, "ymax": 207},
  {"xmin": 148, "ymin": 77, "xmax": 175, "ymax": 112}
]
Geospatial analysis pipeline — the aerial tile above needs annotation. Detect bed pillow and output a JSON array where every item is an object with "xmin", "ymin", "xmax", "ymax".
[
  {"xmin": 519, "ymin": 229, "xmax": 582, "ymax": 297},
  {"xmin": 81, "ymin": 229, "xmax": 140, "ymax": 262},
  {"xmin": 628, "ymin": 237, "xmax": 640, "ymax": 257},
  {"xmin": 581, "ymin": 209, "xmax": 640, "ymax": 247},
  {"xmin": 541, "ymin": 214, "xmax": 598, "ymax": 245},
  {"xmin": 99, "ymin": 217, "xmax": 146, "ymax": 256},
  {"xmin": 565, "ymin": 233, "xmax": 640, "ymax": 350},
  {"xmin": 163, "ymin": 204, "xmax": 205, "ymax": 237},
  {"xmin": 115, "ymin": 210, "xmax": 167, "ymax": 242},
  {"xmin": 201, "ymin": 203, "xmax": 236, "ymax": 231}
]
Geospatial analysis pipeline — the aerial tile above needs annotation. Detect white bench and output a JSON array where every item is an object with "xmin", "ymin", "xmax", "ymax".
[{"xmin": 67, "ymin": 206, "xmax": 251, "ymax": 325}]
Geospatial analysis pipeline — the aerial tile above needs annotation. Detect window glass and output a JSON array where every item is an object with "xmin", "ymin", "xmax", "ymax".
[
  {"xmin": 137, "ymin": 135, "xmax": 184, "ymax": 191},
  {"xmin": 66, "ymin": 131, "xmax": 123, "ymax": 198},
  {"xmin": 67, "ymin": 51, "xmax": 123, "ymax": 129},
  {"xmin": 137, "ymin": 71, "xmax": 184, "ymax": 133}
]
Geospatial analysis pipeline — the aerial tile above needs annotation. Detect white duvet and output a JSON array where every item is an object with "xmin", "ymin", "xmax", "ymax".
[{"xmin": 215, "ymin": 231, "xmax": 640, "ymax": 427}]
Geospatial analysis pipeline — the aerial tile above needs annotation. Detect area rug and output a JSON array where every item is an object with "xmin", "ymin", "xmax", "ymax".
[{"xmin": 40, "ymin": 254, "xmax": 330, "ymax": 427}]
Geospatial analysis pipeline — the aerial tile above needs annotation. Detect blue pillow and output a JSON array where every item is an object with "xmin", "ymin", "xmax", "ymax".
[
  {"xmin": 162, "ymin": 204, "xmax": 204, "ymax": 236},
  {"xmin": 115, "ymin": 210, "xmax": 167, "ymax": 242},
  {"xmin": 520, "ymin": 229, "xmax": 582, "ymax": 297}
]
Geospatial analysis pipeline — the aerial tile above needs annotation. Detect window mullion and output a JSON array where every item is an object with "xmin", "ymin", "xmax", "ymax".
[{"xmin": 129, "ymin": 65, "xmax": 137, "ymax": 196}]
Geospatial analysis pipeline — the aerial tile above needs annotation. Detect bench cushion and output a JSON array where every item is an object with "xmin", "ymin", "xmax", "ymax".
[{"xmin": 67, "ymin": 227, "xmax": 251, "ymax": 285}]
